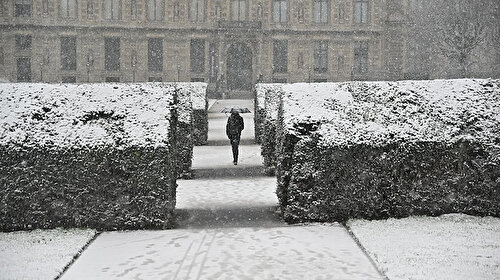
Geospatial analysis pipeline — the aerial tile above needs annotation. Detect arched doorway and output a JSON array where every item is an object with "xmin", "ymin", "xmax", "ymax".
[{"xmin": 227, "ymin": 43, "xmax": 253, "ymax": 91}]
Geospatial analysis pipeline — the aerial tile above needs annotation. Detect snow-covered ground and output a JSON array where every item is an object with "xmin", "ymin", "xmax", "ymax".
[
  {"xmin": 0, "ymin": 229, "xmax": 96, "ymax": 280},
  {"xmin": 60, "ymin": 225, "xmax": 382, "ymax": 280},
  {"xmin": 348, "ymin": 214, "xmax": 500, "ymax": 280}
]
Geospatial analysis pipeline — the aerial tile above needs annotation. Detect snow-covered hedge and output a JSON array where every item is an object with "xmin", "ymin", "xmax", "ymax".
[
  {"xmin": 185, "ymin": 82, "xmax": 208, "ymax": 145},
  {"xmin": 254, "ymin": 84, "xmax": 267, "ymax": 144},
  {"xmin": 0, "ymin": 83, "xmax": 179, "ymax": 230},
  {"xmin": 275, "ymin": 80, "xmax": 500, "ymax": 223},
  {"xmin": 257, "ymin": 84, "xmax": 284, "ymax": 174}
]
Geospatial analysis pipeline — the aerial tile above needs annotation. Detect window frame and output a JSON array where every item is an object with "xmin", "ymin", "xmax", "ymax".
[
  {"xmin": 189, "ymin": 0, "xmax": 205, "ymax": 22},
  {"xmin": 59, "ymin": 0, "xmax": 78, "ymax": 19},
  {"xmin": 104, "ymin": 37, "xmax": 121, "ymax": 71},
  {"xmin": 273, "ymin": 0, "xmax": 288, "ymax": 23},
  {"xmin": 148, "ymin": 38, "xmax": 163, "ymax": 72},
  {"xmin": 103, "ymin": 0, "xmax": 122, "ymax": 20},
  {"xmin": 230, "ymin": 0, "xmax": 247, "ymax": 21},
  {"xmin": 313, "ymin": 0, "xmax": 329, "ymax": 24},
  {"xmin": 190, "ymin": 39, "xmax": 205, "ymax": 73},
  {"xmin": 146, "ymin": 0, "xmax": 164, "ymax": 21},
  {"xmin": 354, "ymin": 41, "xmax": 369, "ymax": 74},
  {"xmin": 15, "ymin": 34, "xmax": 32, "ymax": 51},
  {"xmin": 354, "ymin": 0, "xmax": 369, "ymax": 24},
  {"xmin": 314, "ymin": 40, "xmax": 328, "ymax": 73},
  {"xmin": 14, "ymin": 0, "xmax": 33, "ymax": 17},
  {"xmin": 60, "ymin": 36, "xmax": 77, "ymax": 71},
  {"xmin": 273, "ymin": 40, "xmax": 288, "ymax": 73}
]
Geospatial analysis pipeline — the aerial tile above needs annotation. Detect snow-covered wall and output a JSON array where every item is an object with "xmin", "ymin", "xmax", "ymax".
[{"xmin": 272, "ymin": 79, "xmax": 500, "ymax": 223}]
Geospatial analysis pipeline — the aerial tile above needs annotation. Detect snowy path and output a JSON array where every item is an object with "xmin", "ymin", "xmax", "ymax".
[{"xmin": 61, "ymin": 99, "xmax": 383, "ymax": 280}]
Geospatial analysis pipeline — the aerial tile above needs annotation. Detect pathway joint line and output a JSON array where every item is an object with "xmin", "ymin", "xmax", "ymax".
[
  {"xmin": 55, "ymin": 231, "xmax": 101, "ymax": 280},
  {"xmin": 342, "ymin": 223, "xmax": 390, "ymax": 280}
]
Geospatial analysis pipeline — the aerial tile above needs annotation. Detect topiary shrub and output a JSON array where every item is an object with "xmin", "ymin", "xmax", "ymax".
[
  {"xmin": 275, "ymin": 79, "xmax": 500, "ymax": 223},
  {"xmin": 0, "ymin": 83, "xmax": 179, "ymax": 230}
]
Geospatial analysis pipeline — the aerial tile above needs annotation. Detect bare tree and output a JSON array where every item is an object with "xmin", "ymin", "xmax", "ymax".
[{"xmin": 437, "ymin": 8, "xmax": 485, "ymax": 78}]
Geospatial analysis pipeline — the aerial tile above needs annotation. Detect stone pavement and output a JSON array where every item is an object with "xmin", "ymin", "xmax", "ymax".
[{"xmin": 60, "ymin": 100, "xmax": 384, "ymax": 280}]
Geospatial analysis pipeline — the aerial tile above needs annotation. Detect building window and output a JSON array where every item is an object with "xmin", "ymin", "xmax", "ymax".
[
  {"xmin": 149, "ymin": 77, "xmax": 162, "ymax": 82},
  {"xmin": 42, "ymin": 0, "xmax": 49, "ymax": 15},
  {"xmin": 313, "ymin": 0, "xmax": 328, "ymax": 24},
  {"xmin": 354, "ymin": 0, "xmax": 369, "ymax": 24},
  {"xmin": 103, "ymin": 0, "xmax": 121, "ymax": 20},
  {"xmin": 105, "ymin": 37, "xmax": 120, "ymax": 71},
  {"xmin": 314, "ymin": 41, "xmax": 328, "ymax": 73},
  {"xmin": 231, "ymin": 0, "xmax": 247, "ymax": 21},
  {"xmin": 15, "ymin": 0, "xmax": 32, "ymax": 17},
  {"xmin": 209, "ymin": 43, "xmax": 217, "ymax": 82},
  {"xmin": 16, "ymin": 35, "xmax": 32, "ymax": 50},
  {"xmin": 190, "ymin": 39, "xmax": 205, "ymax": 73},
  {"xmin": 60, "ymin": 0, "xmax": 77, "ymax": 19},
  {"xmin": 61, "ymin": 36, "xmax": 77, "ymax": 71},
  {"xmin": 173, "ymin": 2, "xmax": 181, "ymax": 21},
  {"xmin": 87, "ymin": 0, "xmax": 94, "ymax": 18},
  {"xmin": 148, "ymin": 38, "xmax": 163, "ymax": 72},
  {"xmin": 105, "ymin": 77, "xmax": 120, "ymax": 82},
  {"xmin": 190, "ymin": 0, "xmax": 204, "ymax": 22},
  {"xmin": 273, "ymin": 40, "xmax": 288, "ymax": 73},
  {"xmin": 338, "ymin": 55, "xmax": 344, "ymax": 71},
  {"xmin": 354, "ymin": 41, "xmax": 369, "ymax": 73},
  {"xmin": 273, "ymin": 0, "xmax": 288, "ymax": 23},
  {"xmin": 147, "ymin": 0, "xmax": 164, "ymax": 21},
  {"xmin": 17, "ymin": 58, "xmax": 31, "ymax": 82},
  {"xmin": 131, "ymin": 0, "xmax": 137, "ymax": 19},
  {"xmin": 62, "ymin": 76, "xmax": 76, "ymax": 83}
]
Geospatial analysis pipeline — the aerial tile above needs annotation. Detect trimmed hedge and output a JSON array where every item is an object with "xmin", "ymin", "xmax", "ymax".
[
  {"xmin": 274, "ymin": 79, "xmax": 500, "ymax": 223},
  {"xmin": 0, "ymin": 145, "xmax": 177, "ymax": 231},
  {"xmin": 187, "ymin": 83, "xmax": 208, "ymax": 145},
  {"xmin": 260, "ymin": 84, "xmax": 284, "ymax": 175},
  {"xmin": 254, "ymin": 85, "xmax": 266, "ymax": 144},
  {"xmin": 0, "ymin": 83, "xmax": 180, "ymax": 230},
  {"xmin": 175, "ymin": 84, "xmax": 194, "ymax": 178},
  {"xmin": 282, "ymin": 136, "xmax": 500, "ymax": 223}
]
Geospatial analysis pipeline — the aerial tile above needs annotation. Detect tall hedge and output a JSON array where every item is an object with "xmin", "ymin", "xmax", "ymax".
[
  {"xmin": 0, "ymin": 83, "xmax": 179, "ymax": 230},
  {"xmin": 275, "ymin": 79, "xmax": 500, "ymax": 223},
  {"xmin": 254, "ymin": 85, "xmax": 266, "ymax": 144},
  {"xmin": 186, "ymin": 82, "xmax": 208, "ymax": 145},
  {"xmin": 260, "ymin": 84, "xmax": 284, "ymax": 175}
]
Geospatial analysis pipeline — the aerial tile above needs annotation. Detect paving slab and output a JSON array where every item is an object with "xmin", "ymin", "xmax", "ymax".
[
  {"xmin": 0, "ymin": 229, "xmax": 96, "ymax": 280},
  {"xmin": 60, "ymin": 225, "xmax": 383, "ymax": 280}
]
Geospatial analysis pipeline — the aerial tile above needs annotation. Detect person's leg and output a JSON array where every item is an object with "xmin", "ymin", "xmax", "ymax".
[
  {"xmin": 232, "ymin": 141, "xmax": 238, "ymax": 164},
  {"xmin": 231, "ymin": 134, "xmax": 240, "ymax": 164}
]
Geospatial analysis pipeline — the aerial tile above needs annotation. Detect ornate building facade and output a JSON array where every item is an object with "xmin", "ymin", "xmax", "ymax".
[{"xmin": 0, "ymin": 0, "xmax": 408, "ymax": 97}]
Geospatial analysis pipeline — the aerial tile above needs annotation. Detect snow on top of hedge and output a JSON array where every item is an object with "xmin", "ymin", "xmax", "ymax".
[
  {"xmin": 255, "ymin": 84, "xmax": 281, "ymax": 110},
  {"xmin": 176, "ymin": 82, "xmax": 207, "ymax": 110},
  {"xmin": 282, "ymin": 79, "xmax": 500, "ymax": 147},
  {"xmin": 0, "ymin": 83, "xmax": 177, "ymax": 149}
]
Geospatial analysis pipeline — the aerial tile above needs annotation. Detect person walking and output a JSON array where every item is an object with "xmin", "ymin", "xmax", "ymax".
[{"xmin": 226, "ymin": 109, "xmax": 244, "ymax": 165}]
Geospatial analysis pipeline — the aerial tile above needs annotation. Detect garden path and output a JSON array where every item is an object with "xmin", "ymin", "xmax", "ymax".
[{"xmin": 59, "ymin": 100, "xmax": 384, "ymax": 280}]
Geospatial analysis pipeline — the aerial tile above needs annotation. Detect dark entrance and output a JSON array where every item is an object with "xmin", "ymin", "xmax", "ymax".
[{"xmin": 227, "ymin": 43, "xmax": 253, "ymax": 91}]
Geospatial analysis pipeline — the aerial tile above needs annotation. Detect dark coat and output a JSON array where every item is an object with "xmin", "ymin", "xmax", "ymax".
[{"xmin": 226, "ymin": 112, "xmax": 244, "ymax": 140}]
